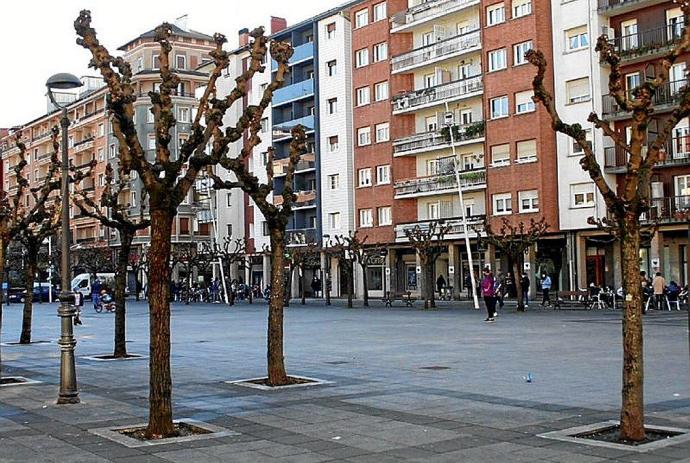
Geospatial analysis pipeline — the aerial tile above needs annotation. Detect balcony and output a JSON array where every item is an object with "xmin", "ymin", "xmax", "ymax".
[
  {"xmin": 273, "ymin": 190, "xmax": 317, "ymax": 209},
  {"xmin": 273, "ymin": 79, "xmax": 314, "ymax": 106},
  {"xmin": 73, "ymin": 137, "xmax": 95, "ymax": 153},
  {"xmin": 392, "ymin": 76, "xmax": 482, "ymax": 114},
  {"xmin": 395, "ymin": 215, "xmax": 485, "ymax": 241},
  {"xmin": 272, "ymin": 42, "xmax": 314, "ymax": 71},
  {"xmin": 604, "ymin": 135, "xmax": 690, "ymax": 173},
  {"xmin": 286, "ymin": 228, "xmax": 317, "ymax": 246},
  {"xmin": 394, "ymin": 168, "xmax": 486, "ymax": 199},
  {"xmin": 609, "ymin": 24, "xmax": 684, "ymax": 63},
  {"xmin": 272, "ymin": 115, "xmax": 315, "ymax": 141},
  {"xmin": 196, "ymin": 208, "xmax": 214, "ymax": 224},
  {"xmin": 597, "ymin": 0, "xmax": 667, "ymax": 16},
  {"xmin": 391, "ymin": 30, "xmax": 481, "ymax": 74},
  {"xmin": 393, "ymin": 122, "xmax": 484, "ymax": 156},
  {"xmin": 391, "ymin": 0, "xmax": 481, "ymax": 32},
  {"xmin": 273, "ymin": 152, "xmax": 316, "ymax": 176},
  {"xmin": 602, "ymin": 79, "xmax": 686, "ymax": 120}
]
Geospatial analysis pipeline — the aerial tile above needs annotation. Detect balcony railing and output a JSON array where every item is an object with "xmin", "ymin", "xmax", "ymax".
[
  {"xmin": 273, "ymin": 153, "xmax": 316, "ymax": 176},
  {"xmin": 602, "ymin": 79, "xmax": 687, "ymax": 118},
  {"xmin": 273, "ymin": 190, "xmax": 316, "ymax": 208},
  {"xmin": 272, "ymin": 42, "xmax": 314, "ymax": 70},
  {"xmin": 395, "ymin": 215, "xmax": 485, "ymax": 240},
  {"xmin": 394, "ymin": 168, "xmax": 486, "ymax": 198},
  {"xmin": 273, "ymin": 79, "xmax": 314, "ymax": 106},
  {"xmin": 393, "ymin": 122, "xmax": 484, "ymax": 156},
  {"xmin": 286, "ymin": 228, "xmax": 318, "ymax": 246},
  {"xmin": 641, "ymin": 196, "xmax": 690, "ymax": 223},
  {"xmin": 391, "ymin": 0, "xmax": 480, "ymax": 31},
  {"xmin": 393, "ymin": 76, "xmax": 482, "ymax": 113},
  {"xmin": 598, "ymin": 0, "xmax": 666, "ymax": 15},
  {"xmin": 391, "ymin": 30, "xmax": 480, "ymax": 73},
  {"xmin": 272, "ymin": 115, "xmax": 315, "ymax": 141},
  {"xmin": 609, "ymin": 24, "xmax": 684, "ymax": 61},
  {"xmin": 73, "ymin": 137, "xmax": 95, "ymax": 153},
  {"xmin": 604, "ymin": 135, "xmax": 690, "ymax": 170}
]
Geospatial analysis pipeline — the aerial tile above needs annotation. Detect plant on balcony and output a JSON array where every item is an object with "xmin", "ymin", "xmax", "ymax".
[
  {"xmin": 404, "ymin": 221, "xmax": 451, "ymax": 309},
  {"xmin": 478, "ymin": 217, "xmax": 548, "ymax": 313},
  {"xmin": 74, "ymin": 163, "xmax": 150, "ymax": 358},
  {"xmin": 76, "ymin": 11, "xmax": 295, "ymax": 438},
  {"xmin": 527, "ymin": 5, "xmax": 690, "ymax": 441},
  {"xmin": 440, "ymin": 124, "xmax": 461, "ymax": 143}
]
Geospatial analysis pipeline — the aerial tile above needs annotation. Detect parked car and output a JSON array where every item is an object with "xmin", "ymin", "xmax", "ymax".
[{"xmin": 7, "ymin": 282, "xmax": 58, "ymax": 303}]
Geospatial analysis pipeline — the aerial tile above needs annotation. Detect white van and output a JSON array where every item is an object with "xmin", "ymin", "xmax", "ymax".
[{"xmin": 71, "ymin": 273, "xmax": 116, "ymax": 300}]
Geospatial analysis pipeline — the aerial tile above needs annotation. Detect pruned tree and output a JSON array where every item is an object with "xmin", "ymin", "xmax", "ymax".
[
  {"xmin": 480, "ymin": 217, "xmax": 548, "ymax": 312},
  {"xmin": 358, "ymin": 245, "xmax": 388, "ymax": 307},
  {"xmin": 74, "ymin": 162, "xmax": 150, "ymax": 357},
  {"xmin": 525, "ymin": 5, "xmax": 690, "ymax": 440},
  {"xmin": 73, "ymin": 245, "xmax": 114, "ymax": 280},
  {"xmin": 128, "ymin": 248, "xmax": 148, "ymax": 301},
  {"xmin": 213, "ymin": 236, "xmax": 247, "ymax": 305},
  {"xmin": 170, "ymin": 243, "xmax": 199, "ymax": 303},
  {"xmin": 328, "ymin": 233, "xmax": 358, "ymax": 308},
  {"xmin": 285, "ymin": 243, "xmax": 320, "ymax": 306},
  {"xmin": 404, "ymin": 222, "xmax": 451, "ymax": 309}
]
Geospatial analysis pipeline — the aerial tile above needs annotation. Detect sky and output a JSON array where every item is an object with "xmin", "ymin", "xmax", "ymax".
[{"xmin": 0, "ymin": 0, "xmax": 345, "ymax": 128}]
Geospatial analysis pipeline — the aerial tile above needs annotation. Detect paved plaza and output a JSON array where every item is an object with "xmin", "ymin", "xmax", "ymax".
[{"xmin": 0, "ymin": 299, "xmax": 689, "ymax": 462}]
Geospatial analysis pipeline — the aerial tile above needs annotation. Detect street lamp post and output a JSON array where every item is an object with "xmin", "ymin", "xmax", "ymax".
[
  {"xmin": 47, "ymin": 73, "xmax": 82, "ymax": 405},
  {"xmin": 379, "ymin": 248, "xmax": 388, "ymax": 299}
]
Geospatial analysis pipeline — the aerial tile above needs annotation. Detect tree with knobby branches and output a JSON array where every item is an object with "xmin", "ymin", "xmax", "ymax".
[
  {"xmin": 213, "ymin": 236, "xmax": 247, "ymax": 305},
  {"xmin": 328, "ymin": 233, "xmax": 358, "ymax": 308},
  {"xmin": 526, "ymin": 4, "xmax": 690, "ymax": 440},
  {"xmin": 76, "ymin": 10, "xmax": 296, "ymax": 437},
  {"xmin": 128, "ymin": 248, "xmax": 148, "ymax": 301},
  {"xmin": 170, "ymin": 243, "xmax": 201, "ymax": 303},
  {"xmin": 357, "ymin": 245, "xmax": 388, "ymax": 307},
  {"xmin": 74, "ymin": 162, "xmax": 150, "ymax": 357},
  {"xmin": 480, "ymin": 218, "xmax": 548, "ymax": 312},
  {"xmin": 285, "ymin": 243, "xmax": 320, "ymax": 306},
  {"xmin": 404, "ymin": 222, "xmax": 451, "ymax": 309},
  {"xmin": 73, "ymin": 245, "xmax": 114, "ymax": 280}
]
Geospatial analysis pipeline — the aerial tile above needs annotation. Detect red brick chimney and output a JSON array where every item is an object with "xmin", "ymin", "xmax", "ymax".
[
  {"xmin": 238, "ymin": 28, "xmax": 250, "ymax": 47},
  {"xmin": 270, "ymin": 16, "xmax": 287, "ymax": 34}
]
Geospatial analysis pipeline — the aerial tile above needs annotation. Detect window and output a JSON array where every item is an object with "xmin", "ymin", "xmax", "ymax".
[
  {"xmin": 327, "ymin": 60, "xmax": 337, "ymax": 76},
  {"xmin": 512, "ymin": 0, "xmax": 532, "ymax": 18},
  {"xmin": 326, "ymin": 22, "xmax": 336, "ymax": 39},
  {"xmin": 328, "ymin": 174, "xmax": 340, "ymax": 190},
  {"xmin": 359, "ymin": 209, "xmax": 373, "ymax": 227},
  {"xmin": 329, "ymin": 212, "xmax": 341, "ymax": 229},
  {"xmin": 136, "ymin": 56, "xmax": 144, "ymax": 73},
  {"xmin": 98, "ymin": 174, "xmax": 105, "ymax": 187},
  {"xmin": 356, "ymin": 86, "xmax": 371, "ymax": 106},
  {"xmin": 131, "ymin": 191, "xmax": 137, "ymax": 207},
  {"xmin": 375, "ymin": 123, "xmax": 390, "ymax": 143},
  {"xmin": 427, "ymin": 202, "xmax": 440, "ymax": 220},
  {"xmin": 515, "ymin": 90, "xmax": 535, "ymax": 114},
  {"xmin": 424, "ymin": 73, "xmax": 436, "ymax": 88},
  {"xmin": 148, "ymin": 137, "xmax": 156, "ymax": 150},
  {"xmin": 490, "ymin": 96, "xmax": 509, "ymax": 119},
  {"xmin": 260, "ymin": 117, "xmax": 268, "ymax": 133},
  {"xmin": 566, "ymin": 77, "xmax": 590, "ymax": 104},
  {"xmin": 226, "ymin": 192, "xmax": 233, "ymax": 207},
  {"xmin": 374, "ymin": 2, "xmax": 387, "ymax": 21},
  {"xmin": 328, "ymin": 98, "xmax": 338, "ymax": 114},
  {"xmin": 179, "ymin": 218, "xmax": 190, "ymax": 235},
  {"xmin": 517, "ymin": 139, "xmax": 537, "ymax": 162},
  {"xmin": 425, "ymin": 116, "xmax": 438, "ymax": 132},
  {"xmin": 109, "ymin": 144, "xmax": 116, "ymax": 159},
  {"xmin": 176, "ymin": 54, "xmax": 187, "ymax": 70},
  {"xmin": 374, "ymin": 81, "xmax": 389, "ymax": 101},
  {"xmin": 518, "ymin": 190, "xmax": 539, "ymax": 212},
  {"xmin": 358, "ymin": 127, "xmax": 371, "ymax": 146},
  {"xmin": 571, "ymin": 183, "xmax": 595, "ymax": 207},
  {"xmin": 329, "ymin": 135, "xmax": 339, "ymax": 152},
  {"xmin": 488, "ymin": 49, "xmax": 507, "ymax": 71},
  {"xmin": 355, "ymin": 9, "xmax": 369, "ymax": 28},
  {"xmin": 68, "ymin": 136, "xmax": 74, "ymax": 148},
  {"xmin": 373, "ymin": 42, "xmax": 388, "ymax": 62},
  {"xmin": 358, "ymin": 168, "xmax": 372, "ymax": 187},
  {"xmin": 98, "ymin": 147, "xmax": 105, "ymax": 161},
  {"xmin": 621, "ymin": 19, "xmax": 638, "ymax": 51},
  {"xmin": 376, "ymin": 165, "xmax": 390, "ymax": 184},
  {"xmin": 625, "ymin": 72, "xmax": 640, "ymax": 96},
  {"xmin": 487, "ymin": 3, "xmax": 505, "ymax": 26},
  {"xmin": 513, "ymin": 41, "xmax": 532, "ymax": 66},
  {"xmin": 147, "ymin": 107, "xmax": 155, "ymax": 123},
  {"xmin": 152, "ymin": 55, "xmax": 160, "ymax": 70},
  {"xmin": 178, "ymin": 107, "xmax": 190, "ymax": 123},
  {"xmin": 567, "ymin": 26, "xmax": 589, "ymax": 51},
  {"xmin": 378, "ymin": 206, "xmax": 392, "ymax": 226},
  {"xmin": 491, "ymin": 144, "xmax": 510, "ymax": 166},
  {"xmin": 355, "ymin": 48, "xmax": 369, "ymax": 68},
  {"xmin": 98, "ymin": 123, "xmax": 105, "ymax": 137},
  {"xmin": 493, "ymin": 193, "xmax": 512, "ymax": 215},
  {"xmin": 571, "ymin": 129, "xmax": 592, "ymax": 155}
]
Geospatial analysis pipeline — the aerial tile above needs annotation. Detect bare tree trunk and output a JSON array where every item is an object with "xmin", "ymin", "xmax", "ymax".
[
  {"xmin": 513, "ymin": 260, "xmax": 525, "ymax": 312},
  {"xmin": 361, "ymin": 263, "xmax": 369, "ymax": 307},
  {"xmin": 429, "ymin": 262, "xmax": 436, "ymax": 309},
  {"xmin": 145, "ymin": 209, "xmax": 175, "ymax": 439},
  {"xmin": 268, "ymin": 231, "xmax": 289, "ymax": 386},
  {"xmin": 301, "ymin": 263, "xmax": 306, "ymax": 305},
  {"xmin": 346, "ymin": 263, "xmax": 353, "ymax": 308},
  {"xmin": 619, "ymin": 214, "xmax": 645, "ymax": 441},
  {"xmin": 0, "ymin": 241, "xmax": 6, "ymax": 379},
  {"xmin": 113, "ymin": 231, "xmax": 132, "ymax": 358},
  {"xmin": 19, "ymin": 253, "xmax": 37, "ymax": 344}
]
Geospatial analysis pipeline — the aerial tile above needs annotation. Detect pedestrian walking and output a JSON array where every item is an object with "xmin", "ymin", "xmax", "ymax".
[
  {"xmin": 92, "ymin": 277, "xmax": 101, "ymax": 310},
  {"xmin": 652, "ymin": 271, "xmax": 666, "ymax": 311},
  {"xmin": 436, "ymin": 274, "xmax": 446, "ymax": 297},
  {"xmin": 540, "ymin": 272, "xmax": 552, "ymax": 307},
  {"xmin": 311, "ymin": 275, "xmax": 321, "ymax": 298},
  {"xmin": 481, "ymin": 268, "xmax": 497, "ymax": 322},
  {"xmin": 520, "ymin": 273, "xmax": 530, "ymax": 309}
]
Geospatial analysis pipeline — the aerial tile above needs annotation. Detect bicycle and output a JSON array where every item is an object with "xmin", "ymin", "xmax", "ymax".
[{"xmin": 94, "ymin": 293, "xmax": 115, "ymax": 313}]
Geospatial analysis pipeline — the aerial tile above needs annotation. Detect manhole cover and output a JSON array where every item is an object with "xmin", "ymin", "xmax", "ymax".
[
  {"xmin": 419, "ymin": 366, "xmax": 450, "ymax": 370},
  {"xmin": 324, "ymin": 361, "xmax": 349, "ymax": 365}
]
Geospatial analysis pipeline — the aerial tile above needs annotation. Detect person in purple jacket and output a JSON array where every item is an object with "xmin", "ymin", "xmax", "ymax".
[{"xmin": 481, "ymin": 268, "xmax": 497, "ymax": 322}]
